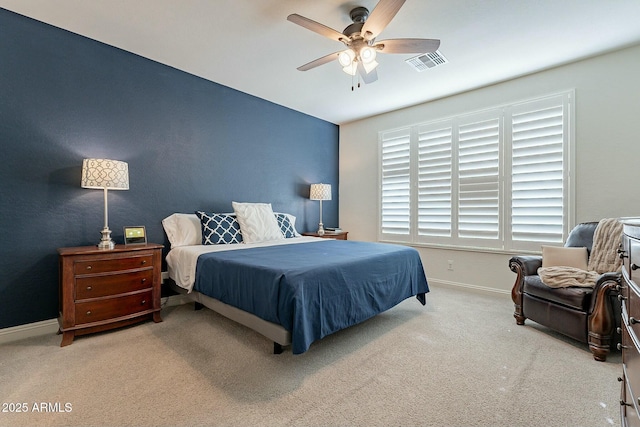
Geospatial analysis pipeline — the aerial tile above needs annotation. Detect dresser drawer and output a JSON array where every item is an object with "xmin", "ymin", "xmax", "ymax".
[
  {"xmin": 75, "ymin": 269, "xmax": 153, "ymax": 300},
  {"xmin": 623, "ymin": 374, "xmax": 640, "ymax": 427},
  {"xmin": 628, "ymin": 238, "xmax": 640, "ymax": 283},
  {"xmin": 75, "ymin": 291, "xmax": 153, "ymax": 324},
  {"xmin": 629, "ymin": 282, "xmax": 640, "ymax": 340},
  {"xmin": 74, "ymin": 254, "xmax": 154, "ymax": 275},
  {"xmin": 623, "ymin": 324, "xmax": 640, "ymax": 408}
]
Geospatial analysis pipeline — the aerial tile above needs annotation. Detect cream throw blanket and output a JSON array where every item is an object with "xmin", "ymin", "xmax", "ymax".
[{"xmin": 537, "ymin": 218, "xmax": 623, "ymax": 288}]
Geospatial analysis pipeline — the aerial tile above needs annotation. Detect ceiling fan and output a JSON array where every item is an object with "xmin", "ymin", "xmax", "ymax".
[{"xmin": 287, "ymin": 0, "xmax": 440, "ymax": 86}]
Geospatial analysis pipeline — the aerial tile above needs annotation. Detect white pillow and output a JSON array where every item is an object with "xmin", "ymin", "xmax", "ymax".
[
  {"xmin": 541, "ymin": 245, "xmax": 588, "ymax": 270},
  {"xmin": 232, "ymin": 202, "xmax": 284, "ymax": 243},
  {"xmin": 162, "ymin": 213, "xmax": 202, "ymax": 248}
]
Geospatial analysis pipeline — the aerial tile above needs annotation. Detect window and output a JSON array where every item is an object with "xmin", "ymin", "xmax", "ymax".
[
  {"xmin": 379, "ymin": 91, "xmax": 574, "ymax": 252},
  {"xmin": 380, "ymin": 128, "xmax": 411, "ymax": 236}
]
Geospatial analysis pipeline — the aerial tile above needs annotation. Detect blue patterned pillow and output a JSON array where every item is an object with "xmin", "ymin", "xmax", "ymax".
[
  {"xmin": 275, "ymin": 213, "xmax": 297, "ymax": 238},
  {"xmin": 195, "ymin": 211, "xmax": 243, "ymax": 245}
]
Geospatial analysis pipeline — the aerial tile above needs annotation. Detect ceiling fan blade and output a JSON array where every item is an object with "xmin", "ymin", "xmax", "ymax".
[
  {"xmin": 357, "ymin": 62, "xmax": 379, "ymax": 84},
  {"xmin": 287, "ymin": 14, "xmax": 347, "ymax": 43},
  {"xmin": 375, "ymin": 38, "xmax": 441, "ymax": 54},
  {"xmin": 361, "ymin": 0, "xmax": 406, "ymax": 40},
  {"xmin": 297, "ymin": 51, "xmax": 341, "ymax": 71}
]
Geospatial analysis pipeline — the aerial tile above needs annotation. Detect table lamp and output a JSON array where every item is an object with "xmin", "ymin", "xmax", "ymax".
[
  {"xmin": 310, "ymin": 183, "xmax": 331, "ymax": 236},
  {"xmin": 81, "ymin": 158, "xmax": 129, "ymax": 249}
]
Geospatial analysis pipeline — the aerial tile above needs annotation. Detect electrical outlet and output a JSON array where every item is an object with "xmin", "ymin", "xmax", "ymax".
[{"xmin": 447, "ymin": 260, "xmax": 454, "ymax": 271}]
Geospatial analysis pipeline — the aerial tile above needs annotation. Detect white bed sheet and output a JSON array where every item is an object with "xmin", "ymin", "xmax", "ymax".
[{"xmin": 166, "ymin": 236, "xmax": 327, "ymax": 292}]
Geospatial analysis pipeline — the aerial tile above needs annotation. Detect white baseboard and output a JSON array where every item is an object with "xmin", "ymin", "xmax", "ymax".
[
  {"xmin": 0, "ymin": 318, "xmax": 59, "ymax": 345},
  {"xmin": 428, "ymin": 278, "xmax": 511, "ymax": 298}
]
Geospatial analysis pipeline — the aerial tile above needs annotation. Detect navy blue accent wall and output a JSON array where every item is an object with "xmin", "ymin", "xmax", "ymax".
[{"xmin": 0, "ymin": 9, "xmax": 339, "ymax": 329}]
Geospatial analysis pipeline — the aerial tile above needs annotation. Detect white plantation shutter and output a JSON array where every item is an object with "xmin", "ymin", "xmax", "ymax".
[
  {"xmin": 380, "ymin": 129, "xmax": 411, "ymax": 240},
  {"xmin": 510, "ymin": 95, "xmax": 568, "ymax": 246},
  {"xmin": 417, "ymin": 122, "xmax": 453, "ymax": 239},
  {"xmin": 457, "ymin": 112, "xmax": 501, "ymax": 241},
  {"xmin": 378, "ymin": 91, "xmax": 573, "ymax": 251}
]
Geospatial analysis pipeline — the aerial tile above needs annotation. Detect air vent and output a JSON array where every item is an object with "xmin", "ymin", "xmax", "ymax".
[{"xmin": 405, "ymin": 50, "xmax": 448, "ymax": 72}]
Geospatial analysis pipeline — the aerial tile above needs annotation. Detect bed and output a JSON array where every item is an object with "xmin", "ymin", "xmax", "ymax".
[{"xmin": 163, "ymin": 205, "xmax": 429, "ymax": 354}]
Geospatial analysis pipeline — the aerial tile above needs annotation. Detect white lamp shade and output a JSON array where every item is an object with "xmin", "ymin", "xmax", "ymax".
[
  {"xmin": 342, "ymin": 62, "xmax": 358, "ymax": 76},
  {"xmin": 81, "ymin": 159, "xmax": 129, "ymax": 190},
  {"xmin": 360, "ymin": 46, "xmax": 377, "ymax": 64},
  {"xmin": 310, "ymin": 183, "xmax": 331, "ymax": 201},
  {"xmin": 338, "ymin": 49, "xmax": 355, "ymax": 67}
]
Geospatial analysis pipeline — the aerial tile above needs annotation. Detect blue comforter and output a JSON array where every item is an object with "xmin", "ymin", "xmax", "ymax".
[{"xmin": 194, "ymin": 240, "xmax": 429, "ymax": 354}]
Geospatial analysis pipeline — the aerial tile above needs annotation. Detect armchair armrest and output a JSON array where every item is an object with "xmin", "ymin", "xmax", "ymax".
[
  {"xmin": 509, "ymin": 255, "xmax": 543, "ymax": 276},
  {"xmin": 509, "ymin": 255, "xmax": 542, "ymax": 325},
  {"xmin": 588, "ymin": 271, "xmax": 621, "ymax": 313}
]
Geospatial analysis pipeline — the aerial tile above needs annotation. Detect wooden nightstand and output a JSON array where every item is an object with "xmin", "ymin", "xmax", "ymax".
[
  {"xmin": 57, "ymin": 243, "xmax": 163, "ymax": 346},
  {"xmin": 302, "ymin": 231, "xmax": 348, "ymax": 240}
]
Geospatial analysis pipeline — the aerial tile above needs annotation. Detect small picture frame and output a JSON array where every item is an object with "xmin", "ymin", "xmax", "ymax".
[{"xmin": 124, "ymin": 226, "xmax": 147, "ymax": 245}]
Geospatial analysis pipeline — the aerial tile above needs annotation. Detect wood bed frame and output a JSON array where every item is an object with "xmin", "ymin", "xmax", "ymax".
[{"xmin": 168, "ymin": 281, "xmax": 291, "ymax": 354}]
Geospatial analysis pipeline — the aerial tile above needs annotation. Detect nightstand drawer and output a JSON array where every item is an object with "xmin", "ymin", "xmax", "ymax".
[
  {"xmin": 75, "ymin": 269, "xmax": 154, "ymax": 300},
  {"xmin": 74, "ymin": 254, "xmax": 153, "ymax": 275},
  {"xmin": 75, "ymin": 291, "xmax": 153, "ymax": 324}
]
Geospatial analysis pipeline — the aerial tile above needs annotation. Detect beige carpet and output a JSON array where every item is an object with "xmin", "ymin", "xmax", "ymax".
[{"xmin": 0, "ymin": 285, "xmax": 622, "ymax": 427}]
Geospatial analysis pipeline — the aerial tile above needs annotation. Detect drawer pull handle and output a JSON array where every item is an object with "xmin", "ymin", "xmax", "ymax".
[
  {"xmin": 617, "ymin": 327, "xmax": 622, "ymax": 334},
  {"xmin": 141, "ymin": 300, "xmax": 146, "ymax": 305},
  {"xmin": 86, "ymin": 286, "xmax": 92, "ymax": 291},
  {"xmin": 618, "ymin": 294, "xmax": 628, "ymax": 301},
  {"xmin": 86, "ymin": 310, "xmax": 91, "ymax": 316},
  {"xmin": 86, "ymin": 265, "xmax": 92, "ymax": 270},
  {"xmin": 630, "ymin": 317, "xmax": 639, "ymax": 325},
  {"xmin": 632, "ymin": 264, "xmax": 639, "ymax": 270},
  {"xmin": 618, "ymin": 247, "xmax": 628, "ymax": 259},
  {"xmin": 141, "ymin": 278, "xmax": 146, "ymax": 283},
  {"xmin": 141, "ymin": 260, "xmax": 147, "ymax": 265},
  {"xmin": 618, "ymin": 343, "xmax": 628, "ymax": 350}
]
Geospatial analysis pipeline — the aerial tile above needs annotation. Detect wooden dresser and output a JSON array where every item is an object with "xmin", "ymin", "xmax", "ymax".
[
  {"xmin": 620, "ymin": 220, "xmax": 640, "ymax": 426},
  {"xmin": 57, "ymin": 243, "xmax": 163, "ymax": 346}
]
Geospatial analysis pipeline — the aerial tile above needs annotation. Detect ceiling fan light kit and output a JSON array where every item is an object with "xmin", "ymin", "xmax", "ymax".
[
  {"xmin": 338, "ymin": 49, "xmax": 355, "ymax": 67},
  {"xmin": 287, "ymin": 0, "xmax": 440, "ymax": 87},
  {"xmin": 360, "ymin": 46, "xmax": 377, "ymax": 63}
]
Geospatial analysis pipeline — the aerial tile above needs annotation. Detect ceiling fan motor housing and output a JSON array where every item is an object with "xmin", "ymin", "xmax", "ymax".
[
  {"xmin": 343, "ymin": 7, "xmax": 369, "ymax": 37},
  {"xmin": 350, "ymin": 6, "xmax": 369, "ymax": 23}
]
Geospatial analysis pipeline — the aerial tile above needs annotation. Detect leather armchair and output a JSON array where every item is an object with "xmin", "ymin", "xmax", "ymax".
[{"xmin": 509, "ymin": 222, "xmax": 621, "ymax": 361}]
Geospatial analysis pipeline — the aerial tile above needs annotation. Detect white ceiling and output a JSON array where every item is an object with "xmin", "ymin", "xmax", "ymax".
[{"xmin": 2, "ymin": 0, "xmax": 640, "ymax": 125}]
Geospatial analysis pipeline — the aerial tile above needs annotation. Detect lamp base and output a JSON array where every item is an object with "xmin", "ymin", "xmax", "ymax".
[
  {"xmin": 317, "ymin": 222, "xmax": 325, "ymax": 236},
  {"xmin": 97, "ymin": 227, "xmax": 115, "ymax": 250}
]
